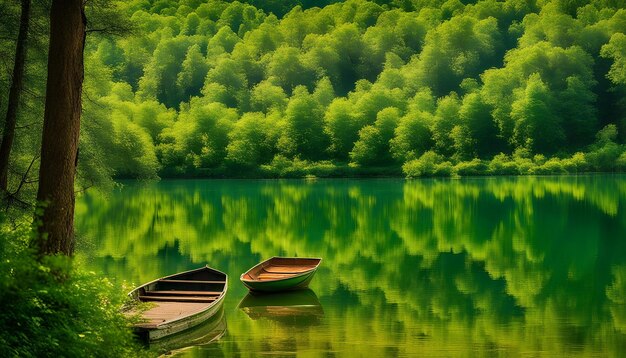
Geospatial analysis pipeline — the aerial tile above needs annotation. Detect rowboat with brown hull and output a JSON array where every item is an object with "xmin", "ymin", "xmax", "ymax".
[
  {"xmin": 126, "ymin": 265, "xmax": 227, "ymax": 341},
  {"xmin": 240, "ymin": 257, "xmax": 321, "ymax": 293}
]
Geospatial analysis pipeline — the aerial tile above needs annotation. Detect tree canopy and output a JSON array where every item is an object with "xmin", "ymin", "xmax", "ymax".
[{"xmin": 3, "ymin": 0, "xmax": 626, "ymax": 182}]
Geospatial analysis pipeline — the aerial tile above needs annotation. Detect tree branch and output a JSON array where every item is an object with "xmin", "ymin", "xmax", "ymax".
[{"xmin": 10, "ymin": 154, "xmax": 39, "ymax": 198}]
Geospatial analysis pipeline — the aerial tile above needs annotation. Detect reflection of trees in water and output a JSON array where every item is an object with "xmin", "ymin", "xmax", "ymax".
[{"xmin": 75, "ymin": 176, "xmax": 626, "ymax": 355}]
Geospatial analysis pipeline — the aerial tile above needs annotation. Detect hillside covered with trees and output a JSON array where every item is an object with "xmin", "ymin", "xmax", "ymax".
[{"xmin": 3, "ymin": 0, "xmax": 626, "ymax": 184}]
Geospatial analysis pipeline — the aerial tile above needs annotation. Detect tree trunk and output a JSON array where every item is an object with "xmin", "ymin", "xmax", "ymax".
[
  {"xmin": 36, "ymin": 0, "xmax": 86, "ymax": 256},
  {"xmin": 0, "ymin": 0, "xmax": 31, "ymax": 191}
]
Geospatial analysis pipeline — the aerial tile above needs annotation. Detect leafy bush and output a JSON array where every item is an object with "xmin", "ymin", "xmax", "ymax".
[
  {"xmin": 561, "ymin": 152, "xmax": 588, "ymax": 173},
  {"xmin": 261, "ymin": 155, "xmax": 308, "ymax": 177},
  {"xmin": 488, "ymin": 154, "xmax": 520, "ymax": 175},
  {"xmin": 403, "ymin": 151, "xmax": 442, "ymax": 178},
  {"xmin": 583, "ymin": 125, "xmax": 623, "ymax": 171},
  {"xmin": 454, "ymin": 159, "xmax": 488, "ymax": 176},
  {"xmin": 0, "ymin": 221, "xmax": 144, "ymax": 357},
  {"xmin": 587, "ymin": 141, "xmax": 623, "ymax": 171},
  {"xmin": 617, "ymin": 152, "xmax": 626, "ymax": 170},
  {"xmin": 533, "ymin": 158, "xmax": 567, "ymax": 174}
]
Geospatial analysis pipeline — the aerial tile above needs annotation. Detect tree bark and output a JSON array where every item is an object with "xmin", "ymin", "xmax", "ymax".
[
  {"xmin": 0, "ymin": 0, "xmax": 31, "ymax": 191},
  {"xmin": 36, "ymin": 0, "xmax": 86, "ymax": 256}
]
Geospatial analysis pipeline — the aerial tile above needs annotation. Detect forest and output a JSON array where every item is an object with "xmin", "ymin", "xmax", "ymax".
[
  {"xmin": 2, "ymin": 0, "xmax": 626, "ymax": 188},
  {"xmin": 1, "ymin": 0, "xmax": 626, "ymax": 356}
]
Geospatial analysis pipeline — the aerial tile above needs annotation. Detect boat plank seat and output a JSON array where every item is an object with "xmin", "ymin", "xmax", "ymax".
[
  {"xmin": 263, "ymin": 265, "xmax": 315, "ymax": 274},
  {"xmin": 158, "ymin": 279, "xmax": 226, "ymax": 284},
  {"xmin": 139, "ymin": 295, "xmax": 219, "ymax": 303},
  {"xmin": 145, "ymin": 290, "xmax": 222, "ymax": 296}
]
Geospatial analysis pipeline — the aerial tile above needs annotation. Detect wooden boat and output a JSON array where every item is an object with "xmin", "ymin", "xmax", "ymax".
[
  {"xmin": 240, "ymin": 257, "xmax": 321, "ymax": 292},
  {"xmin": 238, "ymin": 289, "xmax": 324, "ymax": 326},
  {"xmin": 126, "ymin": 265, "xmax": 227, "ymax": 341}
]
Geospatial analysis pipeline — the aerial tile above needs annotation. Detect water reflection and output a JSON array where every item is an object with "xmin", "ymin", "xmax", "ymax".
[
  {"xmin": 238, "ymin": 289, "xmax": 324, "ymax": 326},
  {"xmin": 75, "ymin": 176, "xmax": 626, "ymax": 356},
  {"xmin": 149, "ymin": 307, "xmax": 227, "ymax": 356}
]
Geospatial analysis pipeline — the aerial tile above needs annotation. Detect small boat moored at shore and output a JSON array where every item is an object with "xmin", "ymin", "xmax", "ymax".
[
  {"xmin": 126, "ymin": 265, "xmax": 227, "ymax": 341},
  {"xmin": 240, "ymin": 257, "xmax": 321, "ymax": 293}
]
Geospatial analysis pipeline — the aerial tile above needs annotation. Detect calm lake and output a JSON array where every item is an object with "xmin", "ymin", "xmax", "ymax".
[{"xmin": 75, "ymin": 176, "xmax": 626, "ymax": 356}]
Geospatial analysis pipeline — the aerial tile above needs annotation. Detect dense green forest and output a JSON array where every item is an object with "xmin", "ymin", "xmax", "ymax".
[
  {"xmin": 85, "ymin": 0, "xmax": 626, "ymax": 179},
  {"xmin": 3, "ymin": 0, "xmax": 626, "ymax": 184}
]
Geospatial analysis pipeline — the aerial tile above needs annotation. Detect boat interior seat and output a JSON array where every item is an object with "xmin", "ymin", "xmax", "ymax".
[
  {"xmin": 158, "ymin": 279, "xmax": 226, "ymax": 284},
  {"xmin": 139, "ymin": 295, "xmax": 218, "ymax": 303},
  {"xmin": 144, "ymin": 290, "xmax": 222, "ymax": 296},
  {"xmin": 263, "ymin": 266, "xmax": 314, "ymax": 274}
]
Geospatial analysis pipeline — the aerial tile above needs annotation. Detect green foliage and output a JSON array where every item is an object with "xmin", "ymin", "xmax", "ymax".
[
  {"xmin": 510, "ymin": 73, "xmax": 564, "ymax": 154},
  {"xmin": 350, "ymin": 107, "xmax": 400, "ymax": 166},
  {"xmin": 586, "ymin": 125, "xmax": 625, "ymax": 171},
  {"xmin": 415, "ymin": 15, "xmax": 502, "ymax": 96},
  {"xmin": 278, "ymin": 86, "xmax": 329, "ymax": 160},
  {"xmin": 250, "ymin": 80, "xmax": 288, "ymax": 112},
  {"xmin": 488, "ymin": 153, "xmax": 520, "ymax": 175},
  {"xmin": 324, "ymin": 98, "xmax": 359, "ymax": 159},
  {"xmin": 601, "ymin": 33, "xmax": 626, "ymax": 85},
  {"xmin": 454, "ymin": 158, "xmax": 488, "ymax": 176},
  {"xmin": 177, "ymin": 44, "xmax": 209, "ymax": 101},
  {"xmin": 431, "ymin": 94, "xmax": 461, "ymax": 157},
  {"xmin": 160, "ymin": 100, "xmax": 237, "ymax": 172},
  {"xmin": 0, "ymin": 220, "xmax": 143, "ymax": 357},
  {"xmin": 5, "ymin": 0, "xmax": 624, "ymax": 182},
  {"xmin": 226, "ymin": 112, "xmax": 277, "ymax": 168},
  {"xmin": 403, "ymin": 151, "xmax": 453, "ymax": 177},
  {"xmin": 111, "ymin": 115, "xmax": 160, "ymax": 178},
  {"xmin": 390, "ymin": 109, "xmax": 434, "ymax": 162}
]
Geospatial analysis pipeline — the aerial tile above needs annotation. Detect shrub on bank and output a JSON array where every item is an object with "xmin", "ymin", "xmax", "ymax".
[
  {"xmin": 403, "ymin": 151, "xmax": 447, "ymax": 178},
  {"xmin": 488, "ymin": 154, "xmax": 520, "ymax": 175},
  {"xmin": 532, "ymin": 158, "xmax": 567, "ymax": 174},
  {"xmin": 401, "ymin": 149, "xmax": 626, "ymax": 178},
  {"xmin": 0, "ymin": 221, "xmax": 145, "ymax": 357},
  {"xmin": 561, "ymin": 152, "xmax": 588, "ymax": 173},
  {"xmin": 454, "ymin": 159, "xmax": 488, "ymax": 176}
]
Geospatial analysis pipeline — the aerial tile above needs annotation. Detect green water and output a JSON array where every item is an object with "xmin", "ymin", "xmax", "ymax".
[{"xmin": 75, "ymin": 176, "xmax": 626, "ymax": 357}]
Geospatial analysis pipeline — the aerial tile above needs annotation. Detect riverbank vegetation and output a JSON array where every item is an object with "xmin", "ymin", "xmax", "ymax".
[
  {"xmin": 0, "ymin": 0, "xmax": 145, "ymax": 356},
  {"xmin": 0, "ymin": 215, "xmax": 143, "ymax": 356}
]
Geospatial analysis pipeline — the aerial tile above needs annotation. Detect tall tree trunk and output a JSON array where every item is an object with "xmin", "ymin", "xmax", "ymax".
[
  {"xmin": 0, "ymin": 0, "xmax": 31, "ymax": 191},
  {"xmin": 36, "ymin": 0, "xmax": 85, "ymax": 256}
]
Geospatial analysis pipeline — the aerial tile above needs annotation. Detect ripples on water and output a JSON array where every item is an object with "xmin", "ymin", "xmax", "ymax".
[{"xmin": 75, "ymin": 176, "xmax": 626, "ymax": 356}]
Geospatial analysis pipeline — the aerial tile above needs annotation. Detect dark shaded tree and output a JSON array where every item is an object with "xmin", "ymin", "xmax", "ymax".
[
  {"xmin": 36, "ymin": 0, "xmax": 86, "ymax": 255},
  {"xmin": 0, "ymin": 0, "xmax": 31, "ymax": 191}
]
